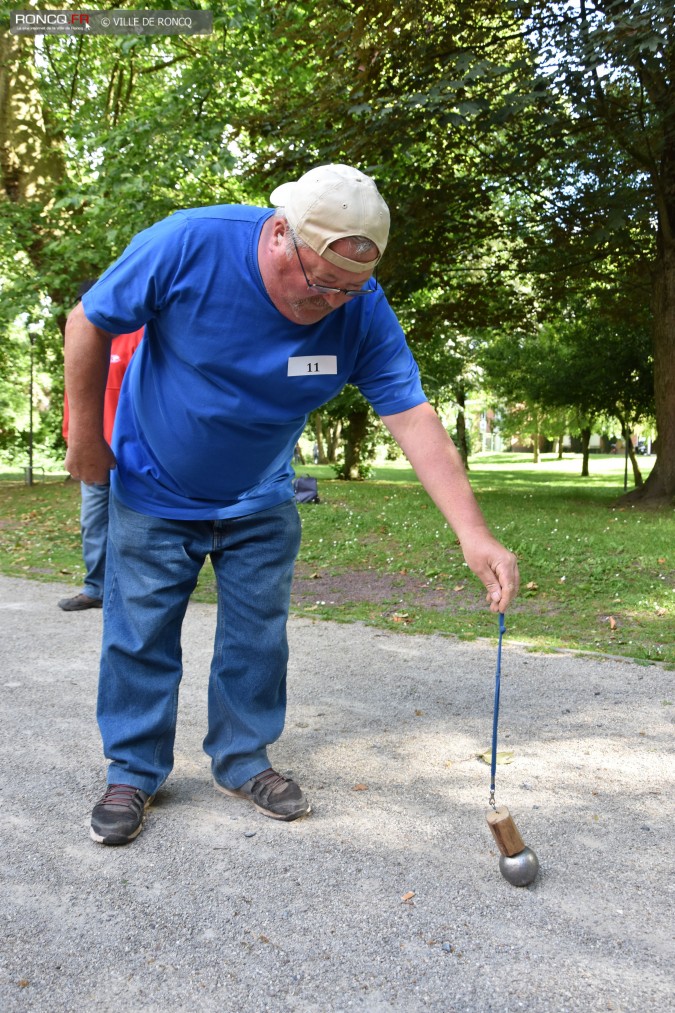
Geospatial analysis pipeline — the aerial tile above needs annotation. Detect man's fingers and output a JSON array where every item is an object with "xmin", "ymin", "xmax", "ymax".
[
  {"xmin": 460, "ymin": 539, "xmax": 520, "ymax": 613},
  {"xmin": 65, "ymin": 441, "xmax": 116, "ymax": 485},
  {"xmin": 481, "ymin": 560, "xmax": 519, "ymax": 613}
]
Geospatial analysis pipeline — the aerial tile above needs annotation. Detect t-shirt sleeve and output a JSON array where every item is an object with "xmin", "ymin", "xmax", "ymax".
[
  {"xmin": 81, "ymin": 215, "xmax": 187, "ymax": 333},
  {"xmin": 349, "ymin": 294, "xmax": 427, "ymax": 416}
]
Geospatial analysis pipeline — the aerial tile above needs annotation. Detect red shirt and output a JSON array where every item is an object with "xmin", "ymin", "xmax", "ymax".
[{"xmin": 63, "ymin": 329, "xmax": 143, "ymax": 445}]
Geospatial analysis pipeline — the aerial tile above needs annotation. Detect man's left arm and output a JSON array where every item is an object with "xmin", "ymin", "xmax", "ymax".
[{"xmin": 381, "ymin": 401, "xmax": 519, "ymax": 613}]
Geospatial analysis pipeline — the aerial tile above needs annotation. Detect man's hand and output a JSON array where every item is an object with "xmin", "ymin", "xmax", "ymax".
[
  {"xmin": 381, "ymin": 404, "xmax": 520, "ymax": 613},
  {"xmin": 460, "ymin": 534, "xmax": 520, "ymax": 613},
  {"xmin": 65, "ymin": 437, "xmax": 116, "ymax": 486}
]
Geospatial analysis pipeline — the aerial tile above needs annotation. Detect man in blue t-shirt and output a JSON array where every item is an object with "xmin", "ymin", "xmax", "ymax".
[{"xmin": 64, "ymin": 164, "xmax": 519, "ymax": 846}]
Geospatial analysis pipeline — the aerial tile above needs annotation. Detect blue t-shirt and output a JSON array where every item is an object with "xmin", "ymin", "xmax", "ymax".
[{"xmin": 82, "ymin": 205, "xmax": 426, "ymax": 519}]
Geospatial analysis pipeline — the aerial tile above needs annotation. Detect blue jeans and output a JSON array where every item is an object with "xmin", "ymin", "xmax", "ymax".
[
  {"xmin": 98, "ymin": 494, "xmax": 302, "ymax": 795},
  {"xmin": 80, "ymin": 481, "xmax": 110, "ymax": 600}
]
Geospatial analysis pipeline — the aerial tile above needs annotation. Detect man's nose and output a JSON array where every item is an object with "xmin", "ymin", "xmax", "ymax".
[{"xmin": 322, "ymin": 291, "xmax": 350, "ymax": 310}]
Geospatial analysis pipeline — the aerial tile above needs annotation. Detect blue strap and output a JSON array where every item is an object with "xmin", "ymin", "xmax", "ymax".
[{"xmin": 490, "ymin": 612, "xmax": 506, "ymax": 803}]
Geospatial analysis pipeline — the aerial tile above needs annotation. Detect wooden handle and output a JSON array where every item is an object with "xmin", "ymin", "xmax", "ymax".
[{"xmin": 486, "ymin": 805, "xmax": 526, "ymax": 857}]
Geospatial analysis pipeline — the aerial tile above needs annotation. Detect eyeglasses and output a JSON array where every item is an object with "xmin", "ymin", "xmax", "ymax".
[{"xmin": 291, "ymin": 234, "xmax": 377, "ymax": 298}]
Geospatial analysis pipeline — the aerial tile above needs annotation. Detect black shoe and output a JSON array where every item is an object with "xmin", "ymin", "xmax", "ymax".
[
  {"xmin": 214, "ymin": 768, "xmax": 311, "ymax": 822},
  {"xmin": 58, "ymin": 593, "xmax": 103, "ymax": 612},
  {"xmin": 90, "ymin": 784, "xmax": 153, "ymax": 845}
]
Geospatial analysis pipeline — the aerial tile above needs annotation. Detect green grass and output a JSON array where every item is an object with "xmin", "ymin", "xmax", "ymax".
[
  {"xmin": 287, "ymin": 454, "xmax": 674, "ymax": 664},
  {"xmin": 1, "ymin": 454, "xmax": 673, "ymax": 665}
]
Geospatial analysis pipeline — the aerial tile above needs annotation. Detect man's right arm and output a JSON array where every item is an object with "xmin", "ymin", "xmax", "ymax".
[{"xmin": 64, "ymin": 301, "xmax": 117, "ymax": 484}]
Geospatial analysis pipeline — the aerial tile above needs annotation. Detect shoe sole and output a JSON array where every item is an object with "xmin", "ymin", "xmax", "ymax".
[
  {"xmin": 59, "ymin": 602, "xmax": 103, "ymax": 611},
  {"xmin": 213, "ymin": 780, "xmax": 311, "ymax": 822},
  {"xmin": 90, "ymin": 794, "xmax": 155, "ymax": 846}
]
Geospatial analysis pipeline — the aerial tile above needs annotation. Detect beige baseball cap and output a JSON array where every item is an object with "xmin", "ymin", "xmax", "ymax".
[{"xmin": 270, "ymin": 164, "xmax": 390, "ymax": 273}]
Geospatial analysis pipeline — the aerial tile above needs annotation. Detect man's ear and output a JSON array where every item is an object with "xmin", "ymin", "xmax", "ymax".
[{"xmin": 271, "ymin": 215, "xmax": 287, "ymax": 243}]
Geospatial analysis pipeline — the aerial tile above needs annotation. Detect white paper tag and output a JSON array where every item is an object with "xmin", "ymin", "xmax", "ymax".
[{"xmin": 287, "ymin": 355, "xmax": 338, "ymax": 376}]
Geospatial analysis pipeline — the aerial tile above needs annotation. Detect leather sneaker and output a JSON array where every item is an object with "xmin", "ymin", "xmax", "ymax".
[
  {"xmin": 215, "ymin": 768, "xmax": 311, "ymax": 822},
  {"xmin": 58, "ymin": 593, "xmax": 103, "ymax": 611},
  {"xmin": 90, "ymin": 784, "xmax": 153, "ymax": 845}
]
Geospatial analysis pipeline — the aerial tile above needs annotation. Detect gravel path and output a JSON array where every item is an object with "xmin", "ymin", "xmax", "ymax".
[{"xmin": 1, "ymin": 574, "xmax": 673, "ymax": 1012}]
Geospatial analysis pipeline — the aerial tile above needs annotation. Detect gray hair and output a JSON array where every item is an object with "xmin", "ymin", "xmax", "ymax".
[{"xmin": 274, "ymin": 209, "xmax": 377, "ymax": 261}]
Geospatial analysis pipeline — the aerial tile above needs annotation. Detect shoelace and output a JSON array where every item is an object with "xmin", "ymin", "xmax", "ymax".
[
  {"xmin": 97, "ymin": 784, "xmax": 144, "ymax": 808},
  {"xmin": 251, "ymin": 769, "xmax": 289, "ymax": 794}
]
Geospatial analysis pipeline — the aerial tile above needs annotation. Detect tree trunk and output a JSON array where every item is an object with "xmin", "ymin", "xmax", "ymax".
[
  {"xmin": 627, "ymin": 439, "xmax": 643, "ymax": 489},
  {"xmin": 0, "ymin": 35, "xmax": 66, "ymax": 205},
  {"xmin": 312, "ymin": 411, "xmax": 328, "ymax": 464},
  {"xmin": 580, "ymin": 426, "xmax": 591, "ymax": 477},
  {"xmin": 617, "ymin": 419, "xmax": 643, "ymax": 489},
  {"xmin": 618, "ymin": 184, "xmax": 675, "ymax": 506},
  {"xmin": 336, "ymin": 407, "xmax": 370, "ymax": 480},
  {"xmin": 325, "ymin": 420, "xmax": 341, "ymax": 462},
  {"xmin": 532, "ymin": 431, "xmax": 540, "ymax": 463},
  {"xmin": 455, "ymin": 405, "xmax": 469, "ymax": 471}
]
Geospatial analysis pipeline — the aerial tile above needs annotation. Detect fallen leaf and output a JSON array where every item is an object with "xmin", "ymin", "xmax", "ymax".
[
  {"xmin": 608, "ymin": 616, "xmax": 617, "ymax": 630},
  {"xmin": 444, "ymin": 760, "xmax": 453, "ymax": 768},
  {"xmin": 18, "ymin": 981, "xmax": 29, "ymax": 988},
  {"xmin": 259, "ymin": 934, "xmax": 269, "ymax": 944},
  {"xmin": 453, "ymin": 584, "xmax": 466, "ymax": 592},
  {"xmin": 414, "ymin": 709, "xmax": 424, "ymax": 717},
  {"xmin": 658, "ymin": 558, "xmax": 666, "ymax": 564},
  {"xmin": 309, "ymin": 572, "xmax": 321, "ymax": 579},
  {"xmin": 477, "ymin": 750, "xmax": 514, "ymax": 765},
  {"xmin": 352, "ymin": 783, "xmax": 368, "ymax": 791},
  {"xmin": 526, "ymin": 581, "xmax": 539, "ymax": 590},
  {"xmin": 401, "ymin": 891, "xmax": 415, "ymax": 902}
]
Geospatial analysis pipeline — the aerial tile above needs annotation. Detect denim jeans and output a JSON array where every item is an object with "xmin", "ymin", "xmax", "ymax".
[
  {"xmin": 98, "ymin": 494, "xmax": 302, "ymax": 795},
  {"xmin": 80, "ymin": 481, "xmax": 110, "ymax": 600}
]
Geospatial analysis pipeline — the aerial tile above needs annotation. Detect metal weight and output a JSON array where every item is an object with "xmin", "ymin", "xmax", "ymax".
[{"xmin": 499, "ymin": 846, "xmax": 540, "ymax": 887}]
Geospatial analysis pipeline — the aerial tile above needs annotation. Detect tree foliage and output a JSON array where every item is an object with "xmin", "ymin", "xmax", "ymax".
[
  {"xmin": 510, "ymin": 1, "xmax": 675, "ymax": 503},
  {"xmin": 481, "ymin": 289, "xmax": 653, "ymax": 474},
  {"xmin": 235, "ymin": 2, "xmax": 672, "ymax": 495},
  {"xmin": 0, "ymin": 0, "xmax": 262, "ymax": 454},
  {"xmin": 0, "ymin": 0, "xmax": 673, "ymax": 506}
]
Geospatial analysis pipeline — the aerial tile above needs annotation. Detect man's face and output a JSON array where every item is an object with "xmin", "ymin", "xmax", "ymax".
[{"xmin": 282, "ymin": 238, "xmax": 376, "ymax": 326}]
